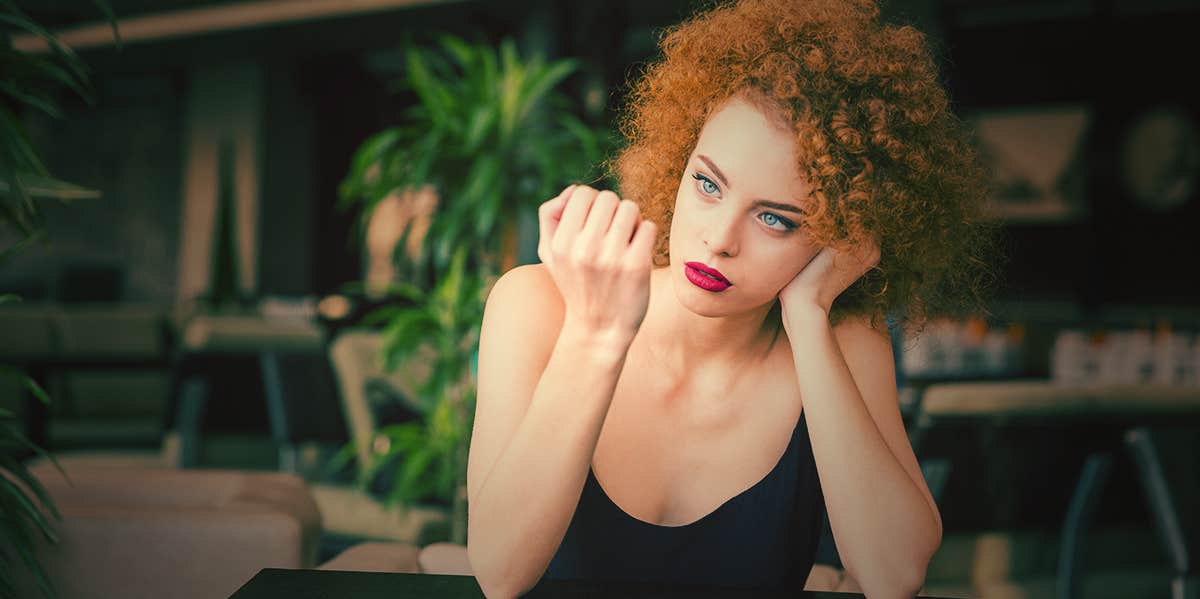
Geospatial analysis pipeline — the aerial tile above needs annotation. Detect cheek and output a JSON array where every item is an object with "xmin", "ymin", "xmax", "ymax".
[{"xmin": 766, "ymin": 245, "xmax": 821, "ymax": 292}]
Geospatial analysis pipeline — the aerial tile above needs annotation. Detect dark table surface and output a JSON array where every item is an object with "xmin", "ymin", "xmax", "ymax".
[{"xmin": 230, "ymin": 568, "xmax": 951, "ymax": 598}]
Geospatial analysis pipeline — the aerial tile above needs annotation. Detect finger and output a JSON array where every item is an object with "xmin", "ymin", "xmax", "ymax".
[
  {"xmin": 539, "ymin": 185, "xmax": 575, "ymax": 235},
  {"xmin": 605, "ymin": 200, "xmax": 640, "ymax": 249},
  {"xmin": 543, "ymin": 184, "xmax": 575, "ymax": 221},
  {"xmin": 557, "ymin": 185, "xmax": 596, "ymax": 240},
  {"xmin": 579, "ymin": 190, "xmax": 620, "ymax": 243},
  {"xmin": 538, "ymin": 185, "xmax": 576, "ymax": 260},
  {"xmin": 626, "ymin": 219, "xmax": 658, "ymax": 264}
]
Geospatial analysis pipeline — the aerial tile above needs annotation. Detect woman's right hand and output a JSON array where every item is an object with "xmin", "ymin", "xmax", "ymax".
[{"xmin": 537, "ymin": 184, "xmax": 657, "ymax": 343}]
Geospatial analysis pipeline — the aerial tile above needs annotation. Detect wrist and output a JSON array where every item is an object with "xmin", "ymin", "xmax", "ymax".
[
  {"xmin": 783, "ymin": 301, "xmax": 830, "ymax": 334},
  {"xmin": 558, "ymin": 316, "xmax": 635, "ymax": 363}
]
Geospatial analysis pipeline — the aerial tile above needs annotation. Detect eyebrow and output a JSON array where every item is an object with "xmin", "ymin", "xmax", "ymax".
[{"xmin": 696, "ymin": 154, "xmax": 808, "ymax": 214}]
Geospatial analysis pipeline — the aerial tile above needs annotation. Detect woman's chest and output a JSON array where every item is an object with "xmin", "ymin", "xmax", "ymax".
[{"xmin": 589, "ymin": 353, "xmax": 802, "ymax": 527}]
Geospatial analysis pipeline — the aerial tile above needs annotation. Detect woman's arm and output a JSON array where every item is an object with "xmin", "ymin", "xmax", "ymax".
[
  {"xmin": 467, "ymin": 185, "xmax": 657, "ymax": 599},
  {"xmin": 779, "ymin": 238, "xmax": 941, "ymax": 598},
  {"xmin": 467, "ymin": 265, "xmax": 632, "ymax": 599},
  {"xmin": 787, "ymin": 308, "xmax": 941, "ymax": 599}
]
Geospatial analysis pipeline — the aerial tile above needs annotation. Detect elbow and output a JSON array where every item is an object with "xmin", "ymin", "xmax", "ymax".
[
  {"xmin": 845, "ymin": 554, "xmax": 932, "ymax": 599},
  {"xmin": 468, "ymin": 545, "xmax": 519, "ymax": 599},
  {"xmin": 467, "ymin": 533, "xmax": 543, "ymax": 599},
  {"xmin": 850, "ymin": 570, "xmax": 926, "ymax": 599}
]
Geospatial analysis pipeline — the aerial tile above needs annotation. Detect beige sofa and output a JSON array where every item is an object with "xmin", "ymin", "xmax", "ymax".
[{"xmin": 11, "ymin": 463, "xmax": 321, "ymax": 599}]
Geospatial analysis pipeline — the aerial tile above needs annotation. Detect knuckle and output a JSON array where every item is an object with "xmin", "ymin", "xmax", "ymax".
[
  {"xmin": 595, "ymin": 190, "xmax": 619, "ymax": 204},
  {"xmin": 551, "ymin": 239, "xmax": 569, "ymax": 257},
  {"xmin": 572, "ymin": 185, "xmax": 598, "ymax": 200},
  {"xmin": 597, "ymin": 249, "xmax": 621, "ymax": 269},
  {"xmin": 612, "ymin": 203, "xmax": 638, "ymax": 227},
  {"xmin": 568, "ymin": 245, "xmax": 589, "ymax": 265}
]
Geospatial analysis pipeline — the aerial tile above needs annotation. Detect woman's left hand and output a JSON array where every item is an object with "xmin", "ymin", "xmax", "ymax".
[{"xmin": 779, "ymin": 238, "xmax": 881, "ymax": 325}]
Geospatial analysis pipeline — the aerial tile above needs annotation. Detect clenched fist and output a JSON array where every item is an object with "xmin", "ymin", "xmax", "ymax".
[{"xmin": 537, "ymin": 184, "xmax": 657, "ymax": 342}]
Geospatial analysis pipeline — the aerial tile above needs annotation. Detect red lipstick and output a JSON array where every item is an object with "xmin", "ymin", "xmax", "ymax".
[{"xmin": 684, "ymin": 261, "xmax": 732, "ymax": 292}]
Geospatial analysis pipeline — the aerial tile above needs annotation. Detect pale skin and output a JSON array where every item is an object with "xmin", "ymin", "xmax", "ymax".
[{"xmin": 466, "ymin": 96, "xmax": 942, "ymax": 599}]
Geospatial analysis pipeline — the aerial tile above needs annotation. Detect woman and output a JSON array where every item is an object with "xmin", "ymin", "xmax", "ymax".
[{"xmin": 466, "ymin": 0, "xmax": 997, "ymax": 597}]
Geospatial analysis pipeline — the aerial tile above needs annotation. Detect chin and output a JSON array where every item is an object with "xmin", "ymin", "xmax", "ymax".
[{"xmin": 671, "ymin": 269, "xmax": 740, "ymax": 318}]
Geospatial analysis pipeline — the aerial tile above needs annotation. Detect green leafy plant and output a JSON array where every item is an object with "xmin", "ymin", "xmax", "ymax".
[
  {"xmin": 1, "ymin": 0, "xmax": 116, "ymax": 246},
  {"xmin": 1, "ymin": 2, "xmax": 116, "ymax": 596},
  {"xmin": 0, "ymin": 352, "xmax": 60, "ymax": 599},
  {"xmin": 338, "ymin": 34, "xmax": 613, "ymax": 544}
]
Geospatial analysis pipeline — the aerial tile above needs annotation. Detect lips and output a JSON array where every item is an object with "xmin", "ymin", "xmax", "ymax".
[{"xmin": 684, "ymin": 261, "xmax": 732, "ymax": 292}]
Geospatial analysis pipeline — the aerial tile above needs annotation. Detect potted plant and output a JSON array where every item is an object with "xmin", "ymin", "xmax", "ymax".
[
  {"xmin": 1, "ymin": 3, "xmax": 116, "ymax": 596},
  {"xmin": 338, "ymin": 33, "xmax": 613, "ymax": 544}
]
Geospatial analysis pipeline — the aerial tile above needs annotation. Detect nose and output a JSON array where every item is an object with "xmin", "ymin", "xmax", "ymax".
[{"xmin": 701, "ymin": 207, "xmax": 739, "ymax": 258}]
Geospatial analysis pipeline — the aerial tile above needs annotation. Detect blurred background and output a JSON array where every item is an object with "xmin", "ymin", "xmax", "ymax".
[{"xmin": 1, "ymin": 1, "xmax": 1198, "ymax": 598}]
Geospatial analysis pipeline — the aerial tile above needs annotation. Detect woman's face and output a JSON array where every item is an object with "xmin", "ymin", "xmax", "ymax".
[{"xmin": 668, "ymin": 95, "xmax": 821, "ymax": 318}]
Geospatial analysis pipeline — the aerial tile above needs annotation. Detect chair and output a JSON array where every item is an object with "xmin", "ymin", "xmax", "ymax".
[
  {"xmin": 9, "ymin": 462, "xmax": 321, "ymax": 599},
  {"xmin": 311, "ymin": 329, "xmax": 449, "ymax": 546},
  {"xmin": 907, "ymin": 382, "xmax": 1193, "ymax": 598},
  {"xmin": 1124, "ymin": 426, "xmax": 1198, "ymax": 599}
]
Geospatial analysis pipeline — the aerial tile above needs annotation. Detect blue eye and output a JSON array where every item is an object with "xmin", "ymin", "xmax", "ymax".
[
  {"xmin": 692, "ymin": 172, "xmax": 719, "ymax": 196},
  {"xmin": 760, "ymin": 212, "xmax": 797, "ymax": 232}
]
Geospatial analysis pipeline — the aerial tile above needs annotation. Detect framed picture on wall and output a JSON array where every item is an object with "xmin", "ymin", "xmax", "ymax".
[{"xmin": 966, "ymin": 104, "xmax": 1091, "ymax": 224}]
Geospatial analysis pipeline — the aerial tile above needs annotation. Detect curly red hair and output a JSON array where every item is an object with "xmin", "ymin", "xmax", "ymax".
[{"xmin": 610, "ymin": 0, "xmax": 1001, "ymax": 331}]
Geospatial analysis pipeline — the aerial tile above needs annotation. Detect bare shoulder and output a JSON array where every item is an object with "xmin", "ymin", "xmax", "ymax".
[
  {"xmin": 831, "ymin": 313, "xmax": 892, "ymax": 352},
  {"xmin": 476, "ymin": 262, "xmax": 567, "ymax": 400},
  {"xmin": 484, "ymin": 263, "xmax": 564, "ymax": 340}
]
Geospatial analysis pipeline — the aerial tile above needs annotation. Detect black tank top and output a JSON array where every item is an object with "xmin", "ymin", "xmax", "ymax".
[{"xmin": 543, "ymin": 410, "xmax": 825, "ymax": 590}]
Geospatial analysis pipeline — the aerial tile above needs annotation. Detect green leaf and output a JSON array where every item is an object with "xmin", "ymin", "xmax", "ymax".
[
  {"xmin": 0, "ymin": 174, "xmax": 101, "ymax": 201},
  {"xmin": 437, "ymin": 34, "xmax": 475, "ymax": 70},
  {"xmin": 0, "ymin": 228, "xmax": 46, "ymax": 267},
  {"xmin": 518, "ymin": 59, "xmax": 578, "ymax": 124},
  {"xmin": 478, "ymin": 45, "xmax": 499, "ymax": 104},
  {"xmin": 1, "ymin": 422, "xmax": 66, "ymax": 485},
  {"xmin": 462, "ymin": 104, "xmax": 498, "ymax": 155},
  {"xmin": 473, "ymin": 187, "xmax": 502, "ymax": 240},
  {"xmin": 0, "ymin": 8, "xmax": 91, "ymax": 99},
  {"xmin": 0, "ymin": 474, "xmax": 58, "ymax": 546},
  {"xmin": 405, "ymin": 46, "xmax": 454, "ymax": 129},
  {"xmin": 380, "ymin": 309, "xmax": 437, "ymax": 370},
  {"xmin": 394, "ymin": 445, "xmax": 436, "ymax": 503},
  {"xmin": 91, "ymin": 0, "xmax": 123, "ymax": 48},
  {"xmin": 320, "ymin": 442, "xmax": 358, "ymax": 480},
  {"xmin": 433, "ymin": 247, "xmax": 468, "ymax": 311},
  {"xmin": 0, "ymin": 454, "xmax": 62, "ymax": 526},
  {"xmin": 378, "ymin": 423, "xmax": 427, "ymax": 452},
  {"xmin": 408, "ymin": 129, "xmax": 444, "ymax": 190},
  {"xmin": 339, "ymin": 127, "xmax": 405, "ymax": 207},
  {"xmin": 0, "ymin": 80, "xmax": 62, "ymax": 119},
  {"xmin": 458, "ymin": 153, "xmax": 500, "ymax": 219},
  {"xmin": 0, "ymin": 50, "xmax": 89, "ymax": 104},
  {"xmin": 22, "ymin": 377, "xmax": 50, "ymax": 406},
  {"xmin": 0, "ymin": 105, "xmax": 49, "ymax": 175},
  {"xmin": 7, "ymin": 506, "xmax": 56, "ymax": 599},
  {"xmin": 496, "ymin": 39, "xmax": 526, "ymax": 143}
]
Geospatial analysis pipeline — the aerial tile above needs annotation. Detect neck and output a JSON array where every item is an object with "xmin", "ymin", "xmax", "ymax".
[{"xmin": 637, "ymin": 266, "xmax": 781, "ymax": 380}]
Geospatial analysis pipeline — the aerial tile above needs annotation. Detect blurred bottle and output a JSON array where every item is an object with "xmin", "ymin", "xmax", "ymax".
[
  {"xmin": 1052, "ymin": 329, "xmax": 1095, "ymax": 385},
  {"xmin": 1151, "ymin": 321, "xmax": 1192, "ymax": 386}
]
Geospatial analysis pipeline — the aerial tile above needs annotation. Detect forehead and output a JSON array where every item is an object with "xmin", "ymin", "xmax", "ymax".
[{"xmin": 692, "ymin": 97, "xmax": 808, "ymax": 198}]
